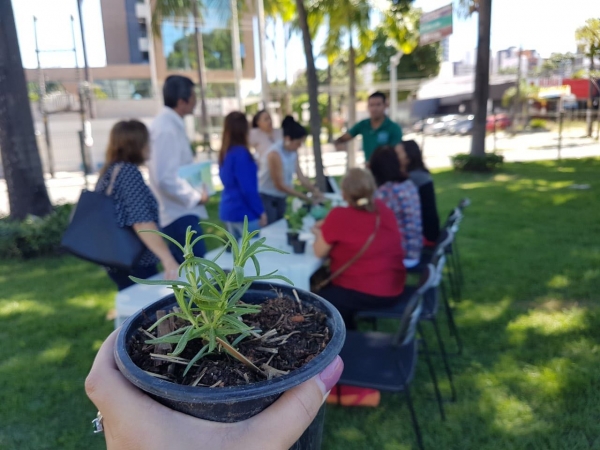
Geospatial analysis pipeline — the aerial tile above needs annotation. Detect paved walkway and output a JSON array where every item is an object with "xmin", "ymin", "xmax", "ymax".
[{"xmin": 1, "ymin": 132, "xmax": 598, "ymax": 216}]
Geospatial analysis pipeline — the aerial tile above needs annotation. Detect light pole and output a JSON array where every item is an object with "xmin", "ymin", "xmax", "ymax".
[
  {"xmin": 230, "ymin": 0, "xmax": 244, "ymax": 111},
  {"xmin": 390, "ymin": 51, "xmax": 404, "ymax": 123},
  {"xmin": 256, "ymin": 0, "xmax": 269, "ymax": 110},
  {"xmin": 76, "ymin": 0, "xmax": 94, "ymax": 118}
]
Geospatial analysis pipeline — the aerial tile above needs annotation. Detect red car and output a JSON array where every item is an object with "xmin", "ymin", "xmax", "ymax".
[{"xmin": 486, "ymin": 114, "xmax": 511, "ymax": 131}]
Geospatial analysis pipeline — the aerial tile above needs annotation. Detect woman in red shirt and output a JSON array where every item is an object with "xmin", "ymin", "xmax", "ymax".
[{"xmin": 312, "ymin": 168, "xmax": 406, "ymax": 329}]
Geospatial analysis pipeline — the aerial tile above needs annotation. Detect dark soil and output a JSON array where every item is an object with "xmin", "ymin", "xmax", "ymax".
[{"xmin": 129, "ymin": 295, "xmax": 331, "ymax": 387}]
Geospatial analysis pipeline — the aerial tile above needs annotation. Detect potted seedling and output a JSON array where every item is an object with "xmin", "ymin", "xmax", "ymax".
[
  {"xmin": 114, "ymin": 219, "xmax": 345, "ymax": 449},
  {"xmin": 285, "ymin": 206, "xmax": 307, "ymax": 246}
]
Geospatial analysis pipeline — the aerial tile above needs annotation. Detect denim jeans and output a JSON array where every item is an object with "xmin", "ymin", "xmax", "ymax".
[
  {"xmin": 260, "ymin": 193, "xmax": 287, "ymax": 224},
  {"xmin": 161, "ymin": 215, "xmax": 206, "ymax": 264},
  {"xmin": 225, "ymin": 219, "xmax": 261, "ymax": 240}
]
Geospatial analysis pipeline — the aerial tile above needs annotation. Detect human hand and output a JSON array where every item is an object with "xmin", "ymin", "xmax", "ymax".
[
  {"xmin": 259, "ymin": 213, "xmax": 268, "ymax": 228},
  {"xmin": 162, "ymin": 257, "xmax": 180, "ymax": 280},
  {"xmin": 334, "ymin": 141, "xmax": 346, "ymax": 151},
  {"xmin": 85, "ymin": 330, "xmax": 343, "ymax": 450}
]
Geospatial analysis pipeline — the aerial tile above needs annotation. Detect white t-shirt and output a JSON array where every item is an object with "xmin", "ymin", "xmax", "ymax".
[{"xmin": 249, "ymin": 128, "xmax": 283, "ymax": 159}]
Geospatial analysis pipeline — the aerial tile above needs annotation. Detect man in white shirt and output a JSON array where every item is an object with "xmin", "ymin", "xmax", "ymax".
[{"xmin": 149, "ymin": 75, "xmax": 209, "ymax": 262}]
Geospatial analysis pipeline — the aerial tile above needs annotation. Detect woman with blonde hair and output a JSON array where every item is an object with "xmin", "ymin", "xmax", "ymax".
[
  {"xmin": 95, "ymin": 120, "xmax": 179, "ymax": 290},
  {"xmin": 312, "ymin": 168, "xmax": 406, "ymax": 330}
]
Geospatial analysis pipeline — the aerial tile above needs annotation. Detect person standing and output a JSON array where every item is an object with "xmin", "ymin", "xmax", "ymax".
[
  {"xmin": 259, "ymin": 116, "xmax": 322, "ymax": 224},
  {"xmin": 249, "ymin": 110, "xmax": 283, "ymax": 160},
  {"xmin": 95, "ymin": 120, "xmax": 180, "ymax": 290},
  {"xmin": 149, "ymin": 75, "xmax": 209, "ymax": 263},
  {"xmin": 219, "ymin": 111, "xmax": 267, "ymax": 238},
  {"xmin": 334, "ymin": 92, "xmax": 403, "ymax": 163}
]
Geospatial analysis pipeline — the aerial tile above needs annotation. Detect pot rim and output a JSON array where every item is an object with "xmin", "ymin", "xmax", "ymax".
[{"xmin": 114, "ymin": 282, "xmax": 345, "ymax": 404}]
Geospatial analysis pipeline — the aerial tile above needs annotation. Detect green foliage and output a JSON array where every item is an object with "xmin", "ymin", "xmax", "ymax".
[
  {"xmin": 529, "ymin": 119, "xmax": 548, "ymax": 130},
  {"xmin": 502, "ymin": 81, "xmax": 540, "ymax": 108},
  {"xmin": 369, "ymin": 26, "xmax": 441, "ymax": 82},
  {"xmin": 285, "ymin": 205, "xmax": 307, "ymax": 232},
  {"xmin": 5, "ymin": 159, "xmax": 600, "ymax": 449},
  {"xmin": 133, "ymin": 218, "xmax": 291, "ymax": 374},
  {"xmin": 292, "ymin": 93, "xmax": 328, "ymax": 127},
  {"xmin": 0, "ymin": 204, "xmax": 73, "ymax": 259},
  {"xmin": 576, "ymin": 19, "xmax": 600, "ymax": 63},
  {"xmin": 166, "ymin": 29, "xmax": 236, "ymax": 71},
  {"xmin": 451, "ymin": 153, "xmax": 504, "ymax": 172}
]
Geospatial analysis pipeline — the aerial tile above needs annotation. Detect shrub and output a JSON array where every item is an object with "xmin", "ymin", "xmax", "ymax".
[
  {"xmin": 451, "ymin": 153, "xmax": 504, "ymax": 172},
  {"xmin": 0, "ymin": 204, "xmax": 73, "ymax": 259},
  {"xmin": 529, "ymin": 119, "xmax": 548, "ymax": 130}
]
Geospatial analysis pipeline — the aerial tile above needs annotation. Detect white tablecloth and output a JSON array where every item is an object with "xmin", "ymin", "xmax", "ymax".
[{"xmin": 114, "ymin": 219, "xmax": 323, "ymax": 328}]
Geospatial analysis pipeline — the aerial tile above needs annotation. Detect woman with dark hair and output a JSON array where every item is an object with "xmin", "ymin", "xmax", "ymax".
[
  {"xmin": 312, "ymin": 168, "xmax": 405, "ymax": 330},
  {"xmin": 259, "ymin": 116, "xmax": 322, "ymax": 224},
  {"xmin": 249, "ymin": 110, "xmax": 283, "ymax": 159},
  {"xmin": 96, "ymin": 120, "xmax": 179, "ymax": 290},
  {"xmin": 397, "ymin": 140, "xmax": 440, "ymax": 245},
  {"xmin": 219, "ymin": 112, "xmax": 267, "ymax": 238},
  {"xmin": 370, "ymin": 145, "xmax": 422, "ymax": 267}
]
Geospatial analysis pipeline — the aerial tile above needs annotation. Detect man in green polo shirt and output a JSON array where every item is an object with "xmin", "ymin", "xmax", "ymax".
[{"xmin": 334, "ymin": 91, "xmax": 403, "ymax": 162}]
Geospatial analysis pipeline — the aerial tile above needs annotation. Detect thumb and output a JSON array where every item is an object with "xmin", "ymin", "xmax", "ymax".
[{"xmin": 246, "ymin": 356, "xmax": 343, "ymax": 449}]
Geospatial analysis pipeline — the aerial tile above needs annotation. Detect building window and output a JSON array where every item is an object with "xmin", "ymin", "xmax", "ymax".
[
  {"xmin": 139, "ymin": 20, "xmax": 148, "ymax": 38},
  {"xmin": 141, "ymin": 51, "xmax": 150, "ymax": 63},
  {"xmin": 94, "ymin": 79, "xmax": 152, "ymax": 100},
  {"xmin": 161, "ymin": 6, "xmax": 244, "ymax": 72}
]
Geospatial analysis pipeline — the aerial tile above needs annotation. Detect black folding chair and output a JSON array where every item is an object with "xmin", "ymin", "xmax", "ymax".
[
  {"xmin": 338, "ymin": 265, "xmax": 442, "ymax": 450},
  {"xmin": 357, "ymin": 251, "xmax": 460, "ymax": 395}
]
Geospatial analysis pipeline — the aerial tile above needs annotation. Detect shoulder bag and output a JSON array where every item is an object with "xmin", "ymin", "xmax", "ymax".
[{"xmin": 61, "ymin": 164, "xmax": 146, "ymax": 270}]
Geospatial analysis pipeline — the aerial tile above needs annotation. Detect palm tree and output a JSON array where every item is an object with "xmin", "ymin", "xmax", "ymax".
[
  {"xmin": 315, "ymin": 0, "xmax": 373, "ymax": 168},
  {"xmin": 460, "ymin": 0, "xmax": 492, "ymax": 158},
  {"xmin": 295, "ymin": 0, "xmax": 326, "ymax": 191},
  {"xmin": 575, "ymin": 19, "xmax": 600, "ymax": 137},
  {"xmin": 0, "ymin": 0, "xmax": 52, "ymax": 219},
  {"xmin": 152, "ymin": 0, "xmax": 211, "ymax": 147}
]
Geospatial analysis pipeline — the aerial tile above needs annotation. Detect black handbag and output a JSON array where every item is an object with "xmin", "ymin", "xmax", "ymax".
[{"xmin": 61, "ymin": 164, "xmax": 145, "ymax": 270}]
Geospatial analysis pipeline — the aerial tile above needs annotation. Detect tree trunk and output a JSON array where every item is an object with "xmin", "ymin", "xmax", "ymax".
[
  {"xmin": 469, "ymin": 0, "xmax": 492, "ymax": 158},
  {"xmin": 283, "ymin": 23, "xmax": 292, "ymax": 115},
  {"xmin": 0, "ymin": 0, "xmax": 52, "ymax": 220},
  {"xmin": 587, "ymin": 55, "xmax": 595, "ymax": 137},
  {"xmin": 295, "ymin": 0, "xmax": 326, "ymax": 191},
  {"xmin": 327, "ymin": 63, "xmax": 333, "ymax": 143},
  {"xmin": 348, "ymin": 34, "xmax": 357, "ymax": 168},
  {"xmin": 192, "ymin": 3, "xmax": 211, "ymax": 150}
]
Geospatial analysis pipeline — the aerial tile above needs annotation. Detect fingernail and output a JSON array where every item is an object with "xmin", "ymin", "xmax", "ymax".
[{"xmin": 315, "ymin": 356, "xmax": 343, "ymax": 397}]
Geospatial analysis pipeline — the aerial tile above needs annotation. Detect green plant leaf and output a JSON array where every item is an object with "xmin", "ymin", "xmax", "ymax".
[
  {"xmin": 226, "ymin": 282, "xmax": 251, "ymax": 307},
  {"xmin": 171, "ymin": 326, "xmax": 196, "ymax": 357},
  {"xmin": 234, "ymin": 266, "xmax": 245, "ymax": 287},
  {"xmin": 200, "ymin": 221, "xmax": 240, "ymax": 258},
  {"xmin": 138, "ymin": 229, "xmax": 185, "ymax": 254},
  {"xmin": 183, "ymin": 344, "xmax": 210, "ymax": 377},
  {"xmin": 250, "ymin": 255, "xmax": 261, "ymax": 277},
  {"xmin": 146, "ymin": 312, "xmax": 183, "ymax": 333},
  {"xmin": 208, "ymin": 327, "xmax": 217, "ymax": 352},
  {"xmin": 129, "ymin": 277, "xmax": 192, "ymax": 288}
]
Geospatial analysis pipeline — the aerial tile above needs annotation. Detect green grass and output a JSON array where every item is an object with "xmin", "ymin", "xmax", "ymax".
[{"xmin": 2, "ymin": 158, "xmax": 600, "ymax": 449}]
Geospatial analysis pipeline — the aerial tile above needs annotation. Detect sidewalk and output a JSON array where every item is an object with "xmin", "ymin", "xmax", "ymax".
[{"xmin": 1, "ymin": 133, "xmax": 598, "ymax": 216}]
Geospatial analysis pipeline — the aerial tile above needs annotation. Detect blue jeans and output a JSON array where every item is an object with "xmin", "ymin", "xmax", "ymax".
[
  {"xmin": 260, "ymin": 194, "xmax": 287, "ymax": 224},
  {"xmin": 225, "ymin": 219, "xmax": 261, "ymax": 240},
  {"xmin": 107, "ymin": 265, "xmax": 158, "ymax": 291},
  {"xmin": 161, "ymin": 215, "xmax": 206, "ymax": 264}
]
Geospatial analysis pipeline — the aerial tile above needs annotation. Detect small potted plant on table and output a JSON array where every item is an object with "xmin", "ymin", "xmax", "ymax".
[
  {"xmin": 114, "ymin": 219, "xmax": 345, "ymax": 449},
  {"xmin": 285, "ymin": 206, "xmax": 307, "ymax": 248}
]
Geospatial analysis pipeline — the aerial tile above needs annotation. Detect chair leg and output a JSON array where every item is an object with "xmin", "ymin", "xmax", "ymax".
[
  {"xmin": 453, "ymin": 238, "xmax": 465, "ymax": 287},
  {"xmin": 446, "ymin": 264, "xmax": 461, "ymax": 303},
  {"xmin": 403, "ymin": 386, "xmax": 425, "ymax": 450},
  {"xmin": 431, "ymin": 318, "xmax": 457, "ymax": 402},
  {"xmin": 441, "ymin": 286, "xmax": 463, "ymax": 354},
  {"xmin": 418, "ymin": 324, "xmax": 445, "ymax": 421}
]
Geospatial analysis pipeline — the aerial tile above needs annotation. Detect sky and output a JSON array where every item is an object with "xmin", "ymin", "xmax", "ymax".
[{"xmin": 12, "ymin": 0, "xmax": 598, "ymax": 92}]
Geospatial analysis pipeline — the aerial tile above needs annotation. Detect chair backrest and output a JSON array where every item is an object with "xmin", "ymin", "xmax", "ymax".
[
  {"xmin": 393, "ymin": 264, "xmax": 436, "ymax": 346},
  {"xmin": 429, "ymin": 252, "xmax": 447, "ymax": 288},
  {"xmin": 432, "ymin": 228, "xmax": 455, "ymax": 259}
]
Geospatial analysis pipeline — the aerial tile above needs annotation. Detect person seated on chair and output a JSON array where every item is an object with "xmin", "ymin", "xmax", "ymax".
[
  {"xmin": 396, "ymin": 140, "xmax": 440, "ymax": 246},
  {"xmin": 370, "ymin": 145, "xmax": 423, "ymax": 269},
  {"xmin": 312, "ymin": 168, "xmax": 406, "ymax": 330}
]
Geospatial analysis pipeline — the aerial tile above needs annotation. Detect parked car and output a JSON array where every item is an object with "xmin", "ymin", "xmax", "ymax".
[
  {"xmin": 486, "ymin": 114, "xmax": 511, "ymax": 131},
  {"xmin": 413, "ymin": 117, "xmax": 437, "ymax": 133},
  {"xmin": 424, "ymin": 115, "xmax": 460, "ymax": 136},
  {"xmin": 449, "ymin": 115, "xmax": 474, "ymax": 135}
]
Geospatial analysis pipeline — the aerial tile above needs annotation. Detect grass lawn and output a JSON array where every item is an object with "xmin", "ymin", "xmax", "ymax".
[{"xmin": 2, "ymin": 158, "xmax": 600, "ymax": 449}]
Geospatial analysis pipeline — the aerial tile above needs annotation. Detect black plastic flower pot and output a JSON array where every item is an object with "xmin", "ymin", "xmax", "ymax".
[
  {"xmin": 287, "ymin": 231, "xmax": 300, "ymax": 245},
  {"xmin": 292, "ymin": 239, "xmax": 306, "ymax": 254},
  {"xmin": 114, "ymin": 282, "xmax": 345, "ymax": 450}
]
